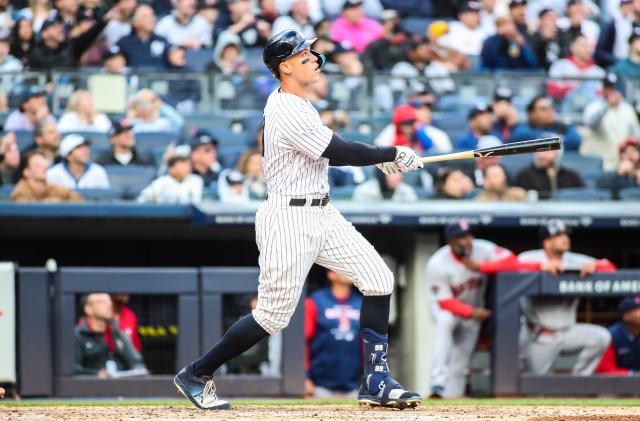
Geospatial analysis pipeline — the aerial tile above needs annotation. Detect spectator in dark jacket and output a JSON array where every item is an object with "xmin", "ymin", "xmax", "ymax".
[
  {"xmin": 481, "ymin": 15, "xmax": 537, "ymax": 70},
  {"xmin": 515, "ymin": 149, "xmax": 584, "ymax": 199},
  {"xmin": 509, "ymin": 96, "xmax": 582, "ymax": 151},
  {"xmin": 595, "ymin": 0, "xmax": 640, "ymax": 69},
  {"xmin": 189, "ymin": 128, "xmax": 222, "ymax": 187},
  {"xmin": 95, "ymin": 118, "xmax": 153, "ymax": 166},
  {"xmin": 595, "ymin": 296, "xmax": 640, "ymax": 375},
  {"xmin": 382, "ymin": 0, "xmax": 433, "ymax": 17},
  {"xmin": 596, "ymin": 139, "xmax": 640, "ymax": 199},
  {"xmin": 614, "ymin": 29, "xmax": 640, "ymax": 78},
  {"xmin": 28, "ymin": 11, "xmax": 111, "ymax": 69},
  {"xmin": 75, "ymin": 293, "xmax": 147, "ymax": 376},
  {"xmin": 116, "ymin": 4, "xmax": 174, "ymax": 69},
  {"xmin": 9, "ymin": 17, "xmax": 35, "ymax": 66},
  {"xmin": 530, "ymin": 8, "xmax": 561, "ymax": 70}
]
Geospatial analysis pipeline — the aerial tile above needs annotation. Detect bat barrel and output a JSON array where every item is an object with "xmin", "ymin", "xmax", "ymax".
[{"xmin": 473, "ymin": 137, "xmax": 561, "ymax": 158}]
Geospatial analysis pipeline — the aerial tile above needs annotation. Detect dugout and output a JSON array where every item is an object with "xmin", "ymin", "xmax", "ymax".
[{"xmin": 4, "ymin": 200, "xmax": 640, "ymax": 397}]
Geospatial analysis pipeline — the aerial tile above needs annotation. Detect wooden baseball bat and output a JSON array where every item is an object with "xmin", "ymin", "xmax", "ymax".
[{"xmin": 420, "ymin": 137, "xmax": 562, "ymax": 164}]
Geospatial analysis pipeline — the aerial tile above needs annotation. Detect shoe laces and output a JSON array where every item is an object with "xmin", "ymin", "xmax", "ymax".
[{"xmin": 202, "ymin": 380, "xmax": 218, "ymax": 402}]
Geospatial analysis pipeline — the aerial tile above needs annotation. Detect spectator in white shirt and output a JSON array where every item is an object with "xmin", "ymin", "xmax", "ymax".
[
  {"xmin": 353, "ymin": 170, "xmax": 418, "ymax": 202},
  {"xmin": 137, "ymin": 154, "xmax": 203, "ymax": 204},
  {"xmin": 272, "ymin": 0, "xmax": 316, "ymax": 39},
  {"xmin": 127, "ymin": 89, "xmax": 183, "ymax": 133},
  {"xmin": 47, "ymin": 134, "xmax": 111, "ymax": 190},
  {"xmin": 439, "ymin": 1, "xmax": 490, "ymax": 56},
  {"xmin": 156, "ymin": 0, "xmax": 212, "ymax": 49},
  {"xmin": 57, "ymin": 90, "xmax": 112, "ymax": 133},
  {"xmin": 218, "ymin": 169, "xmax": 250, "ymax": 203}
]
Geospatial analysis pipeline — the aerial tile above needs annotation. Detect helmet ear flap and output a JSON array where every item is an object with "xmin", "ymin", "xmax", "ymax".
[{"xmin": 311, "ymin": 50, "xmax": 326, "ymax": 70}]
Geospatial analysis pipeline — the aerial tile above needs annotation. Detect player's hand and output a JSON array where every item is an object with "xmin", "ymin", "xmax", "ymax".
[
  {"xmin": 97, "ymin": 369, "xmax": 110, "ymax": 379},
  {"xmin": 580, "ymin": 262, "xmax": 596, "ymax": 278},
  {"xmin": 393, "ymin": 146, "xmax": 423, "ymax": 172},
  {"xmin": 541, "ymin": 260, "xmax": 563, "ymax": 276},
  {"xmin": 470, "ymin": 307, "xmax": 492, "ymax": 321},
  {"xmin": 376, "ymin": 161, "xmax": 400, "ymax": 175},
  {"xmin": 304, "ymin": 379, "xmax": 314, "ymax": 397}
]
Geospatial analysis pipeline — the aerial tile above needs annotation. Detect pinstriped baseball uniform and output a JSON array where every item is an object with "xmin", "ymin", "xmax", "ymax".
[{"xmin": 252, "ymin": 89, "xmax": 393, "ymax": 335}]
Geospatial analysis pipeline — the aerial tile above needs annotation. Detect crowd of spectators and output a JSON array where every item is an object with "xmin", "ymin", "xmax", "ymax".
[{"xmin": 0, "ymin": 0, "xmax": 640, "ymax": 204}]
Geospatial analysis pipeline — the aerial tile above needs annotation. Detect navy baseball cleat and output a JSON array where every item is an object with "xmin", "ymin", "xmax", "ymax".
[
  {"xmin": 357, "ymin": 328, "xmax": 421, "ymax": 409},
  {"xmin": 174, "ymin": 365, "xmax": 231, "ymax": 410}
]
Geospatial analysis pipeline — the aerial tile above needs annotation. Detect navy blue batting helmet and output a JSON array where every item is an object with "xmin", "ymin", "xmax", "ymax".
[{"xmin": 263, "ymin": 30, "xmax": 325, "ymax": 77}]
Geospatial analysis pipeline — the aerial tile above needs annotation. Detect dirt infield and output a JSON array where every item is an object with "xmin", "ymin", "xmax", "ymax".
[{"xmin": 2, "ymin": 404, "xmax": 640, "ymax": 421}]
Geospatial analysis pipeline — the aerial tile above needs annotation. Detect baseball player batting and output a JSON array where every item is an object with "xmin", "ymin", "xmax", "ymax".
[{"xmin": 173, "ymin": 30, "xmax": 423, "ymax": 410}]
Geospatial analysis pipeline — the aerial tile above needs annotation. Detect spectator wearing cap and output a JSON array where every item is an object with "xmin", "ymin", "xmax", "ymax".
[
  {"xmin": 390, "ymin": 37, "xmax": 454, "ymax": 97},
  {"xmin": 438, "ymin": 1, "xmax": 491, "ymax": 57},
  {"xmin": 557, "ymin": 0, "xmax": 600, "ymax": 52},
  {"xmin": 330, "ymin": 0, "xmax": 383, "ymax": 54},
  {"xmin": 595, "ymin": 0, "xmax": 640, "ymax": 68},
  {"xmin": 11, "ymin": 150, "xmax": 83, "ymax": 203},
  {"xmin": 101, "ymin": 0, "xmax": 138, "ymax": 49},
  {"xmin": 102, "ymin": 45, "xmax": 128, "ymax": 73},
  {"xmin": 363, "ymin": 9, "xmax": 409, "ymax": 71},
  {"xmin": 47, "ymin": 134, "xmax": 110, "ymax": 190},
  {"xmin": 474, "ymin": 163, "xmax": 526, "ymax": 201},
  {"xmin": 529, "ymin": 8, "xmax": 561, "ymax": 70},
  {"xmin": 116, "ymin": 5, "xmax": 174, "ymax": 70},
  {"xmin": 211, "ymin": 30, "xmax": 248, "ymax": 74},
  {"xmin": 189, "ymin": 129, "xmax": 222, "ymax": 187},
  {"xmin": 426, "ymin": 20, "xmax": 471, "ymax": 72},
  {"xmin": 388, "ymin": 104, "xmax": 450, "ymax": 155},
  {"xmin": 0, "ymin": 132, "xmax": 20, "ymax": 186},
  {"xmin": 353, "ymin": 170, "xmax": 417, "ymax": 202},
  {"xmin": 613, "ymin": 29, "xmax": 640, "ymax": 77},
  {"xmin": 28, "ymin": 8, "xmax": 114, "ymax": 69},
  {"xmin": 10, "ymin": 17, "xmax": 36, "ymax": 66},
  {"xmin": 582, "ymin": 73, "xmax": 640, "ymax": 171},
  {"xmin": 0, "ymin": 30, "xmax": 23, "ymax": 73},
  {"xmin": 410, "ymin": 98, "xmax": 453, "ymax": 153},
  {"xmin": 431, "ymin": 167, "xmax": 475, "ymax": 200},
  {"xmin": 454, "ymin": 104, "xmax": 502, "ymax": 150},
  {"xmin": 4, "ymin": 88, "xmax": 57, "ymax": 132},
  {"xmin": 515, "ymin": 148, "xmax": 584, "ymax": 199},
  {"xmin": 519, "ymin": 219, "xmax": 616, "ymax": 376},
  {"xmin": 218, "ymin": 169, "xmax": 249, "ymax": 203},
  {"xmin": 57, "ymin": 90, "xmax": 112, "ymax": 133},
  {"xmin": 548, "ymin": 34, "xmax": 605, "ymax": 102},
  {"xmin": 271, "ymin": 0, "xmax": 316, "ymax": 39},
  {"xmin": 22, "ymin": 121, "xmax": 61, "ymax": 166},
  {"xmin": 236, "ymin": 148, "xmax": 266, "ymax": 199},
  {"xmin": 508, "ymin": 0, "xmax": 528, "ymax": 40},
  {"xmin": 509, "ymin": 96, "xmax": 582, "ymax": 150},
  {"xmin": 156, "ymin": 0, "xmax": 212, "ymax": 49},
  {"xmin": 596, "ymin": 296, "xmax": 640, "ymax": 375},
  {"xmin": 596, "ymin": 139, "xmax": 640, "ymax": 198},
  {"xmin": 213, "ymin": 0, "xmax": 269, "ymax": 48},
  {"xmin": 95, "ymin": 119, "xmax": 153, "ymax": 166},
  {"xmin": 138, "ymin": 154, "xmax": 203, "ymax": 204},
  {"xmin": 480, "ymin": 15, "xmax": 537, "ymax": 70},
  {"xmin": 491, "ymin": 86, "xmax": 519, "ymax": 141}
]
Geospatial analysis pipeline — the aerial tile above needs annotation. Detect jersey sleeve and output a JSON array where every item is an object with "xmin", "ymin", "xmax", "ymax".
[
  {"xmin": 278, "ymin": 96, "xmax": 333, "ymax": 160},
  {"xmin": 426, "ymin": 256, "xmax": 453, "ymax": 301}
]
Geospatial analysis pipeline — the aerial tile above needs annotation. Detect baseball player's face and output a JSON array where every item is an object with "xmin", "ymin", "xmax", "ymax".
[
  {"xmin": 545, "ymin": 233, "xmax": 571, "ymax": 255},
  {"xmin": 449, "ymin": 234, "xmax": 473, "ymax": 257},
  {"xmin": 623, "ymin": 307, "xmax": 640, "ymax": 329},
  {"xmin": 284, "ymin": 49, "xmax": 320, "ymax": 83}
]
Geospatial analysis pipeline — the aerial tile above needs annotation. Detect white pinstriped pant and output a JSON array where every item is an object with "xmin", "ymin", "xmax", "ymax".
[{"xmin": 252, "ymin": 195, "xmax": 394, "ymax": 335}]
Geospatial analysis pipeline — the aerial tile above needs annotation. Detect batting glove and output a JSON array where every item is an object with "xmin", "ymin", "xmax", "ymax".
[
  {"xmin": 393, "ymin": 146, "xmax": 424, "ymax": 172},
  {"xmin": 376, "ymin": 161, "xmax": 401, "ymax": 175}
]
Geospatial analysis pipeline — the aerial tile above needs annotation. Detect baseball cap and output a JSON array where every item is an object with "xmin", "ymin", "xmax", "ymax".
[
  {"xmin": 444, "ymin": 219, "xmax": 473, "ymax": 242},
  {"xmin": 603, "ymin": 72, "xmax": 619, "ymax": 89},
  {"xmin": 459, "ymin": 1, "xmax": 482, "ymax": 13},
  {"xmin": 333, "ymin": 41, "xmax": 355, "ymax": 54},
  {"xmin": 60, "ymin": 134, "xmax": 90, "ymax": 158},
  {"xmin": 189, "ymin": 128, "xmax": 219, "ymax": 151},
  {"xmin": 198, "ymin": 0, "xmax": 218, "ymax": 8},
  {"xmin": 342, "ymin": 0, "xmax": 363, "ymax": 9},
  {"xmin": 103, "ymin": 46, "xmax": 124, "ymax": 61},
  {"xmin": 109, "ymin": 118, "xmax": 134, "ymax": 137},
  {"xmin": 225, "ymin": 170, "xmax": 245, "ymax": 185},
  {"xmin": 619, "ymin": 138, "xmax": 640, "ymax": 153},
  {"xmin": 618, "ymin": 296, "xmax": 640, "ymax": 316},
  {"xmin": 41, "ymin": 14, "xmax": 63, "ymax": 32},
  {"xmin": 381, "ymin": 9, "xmax": 398, "ymax": 21},
  {"xmin": 393, "ymin": 104, "xmax": 417, "ymax": 126},
  {"xmin": 167, "ymin": 154, "xmax": 189, "ymax": 168},
  {"xmin": 509, "ymin": 0, "xmax": 527, "ymax": 8},
  {"xmin": 538, "ymin": 219, "xmax": 571, "ymax": 242},
  {"xmin": 19, "ymin": 87, "xmax": 46, "ymax": 105},
  {"xmin": 467, "ymin": 104, "xmax": 492, "ymax": 121},
  {"xmin": 494, "ymin": 86, "xmax": 513, "ymax": 102}
]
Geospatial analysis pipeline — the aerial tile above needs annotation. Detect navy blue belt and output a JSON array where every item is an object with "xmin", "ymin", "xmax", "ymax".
[{"xmin": 289, "ymin": 195, "xmax": 330, "ymax": 207}]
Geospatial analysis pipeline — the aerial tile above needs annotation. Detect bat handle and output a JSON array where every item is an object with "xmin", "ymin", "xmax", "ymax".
[{"xmin": 420, "ymin": 150, "xmax": 475, "ymax": 164}]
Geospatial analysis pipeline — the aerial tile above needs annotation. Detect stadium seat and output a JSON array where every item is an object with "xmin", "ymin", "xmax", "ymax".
[
  {"xmin": 208, "ymin": 128, "xmax": 254, "ymax": 147},
  {"xmin": 401, "ymin": 169, "xmax": 422, "ymax": 187},
  {"xmin": 501, "ymin": 154, "xmax": 532, "ymax": 180},
  {"xmin": 551, "ymin": 187, "xmax": 611, "ymax": 201},
  {"xmin": 14, "ymin": 130, "xmax": 33, "ymax": 150},
  {"xmin": 340, "ymin": 130, "xmax": 374, "ymax": 144},
  {"xmin": 0, "ymin": 184, "xmax": 14, "ymax": 200},
  {"xmin": 619, "ymin": 187, "xmax": 640, "ymax": 201},
  {"xmin": 76, "ymin": 187, "xmax": 123, "ymax": 202},
  {"xmin": 184, "ymin": 112, "xmax": 235, "ymax": 131},
  {"xmin": 134, "ymin": 132, "xmax": 181, "ymax": 153},
  {"xmin": 61, "ymin": 131, "xmax": 110, "ymax": 149},
  {"xmin": 218, "ymin": 144, "xmax": 248, "ymax": 168},
  {"xmin": 579, "ymin": 169, "xmax": 605, "ymax": 189},
  {"xmin": 399, "ymin": 17, "xmax": 439, "ymax": 36},
  {"xmin": 560, "ymin": 152, "xmax": 603, "ymax": 172},
  {"xmin": 185, "ymin": 48, "xmax": 213, "ymax": 72},
  {"xmin": 104, "ymin": 165, "xmax": 157, "ymax": 199},
  {"xmin": 203, "ymin": 185, "xmax": 219, "ymax": 200},
  {"xmin": 330, "ymin": 185, "xmax": 355, "ymax": 200}
]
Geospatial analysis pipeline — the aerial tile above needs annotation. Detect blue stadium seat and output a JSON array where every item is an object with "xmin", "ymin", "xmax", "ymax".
[
  {"xmin": 185, "ymin": 48, "xmax": 213, "ymax": 72},
  {"xmin": 401, "ymin": 169, "xmax": 422, "ymax": 187},
  {"xmin": 399, "ymin": 17, "xmax": 439, "ymax": 36},
  {"xmin": 619, "ymin": 187, "xmax": 640, "ymax": 201},
  {"xmin": 75, "ymin": 187, "xmax": 123, "ymax": 202},
  {"xmin": 560, "ymin": 152, "xmax": 603, "ymax": 172},
  {"xmin": 104, "ymin": 165, "xmax": 157, "ymax": 199},
  {"xmin": 0, "ymin": 184, "xmax": 15, "ymax": 200},
  {"xmin": 184, "ymin": 113, "xmax": 235, "ymax": 131},
  {"xmin": 134, "ymin": 132, "xmax": 181, "ymax": 153},
  {"xmin": 61, "ymin": 131, "xmax": 110, "ymax": 149},
  {"xmin": 501, "ymin": 154, "xmax": 532, "ymax": 180},
  {"xmin": 14, "ymin": 130, "xmax": 34, "ymax": 150},
  {"xmin": 551, "ymin": 187, "xmax": 611, "ymax": 201},
  {"xmin": 330, "ymin": 185, "xmax": 355, "ymax": 200},
  {"xmin": 218, "ymin": 144, "xmax": 248, "ymax": 168},
  {"xmin": 245, "ymin": 48, "xmax": 266, "ymax": 72},
  {"xmin": 208, "ymin": 128, "xmax": 253, "ymax": 147},
  {"xmin": 579, "ymin": 169, "xmax": 605, "ymax": 189},
  {"xmin": 340, "ymin": 130, "xmax": 374, "ymax": 144}
]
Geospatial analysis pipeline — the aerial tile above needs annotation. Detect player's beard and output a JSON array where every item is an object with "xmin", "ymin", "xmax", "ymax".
[{"xmin": 452, "ymin": 245, "xmax": 472, "ymax": 258}]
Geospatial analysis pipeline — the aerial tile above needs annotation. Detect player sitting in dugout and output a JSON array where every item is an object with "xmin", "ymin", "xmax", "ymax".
[
  {"xmin": 595, "ymin": 296, "xmax": 640, "ymax": 375},
  {"xmin": 426, "ymin": 219, "xmax": 616, "ymax": 398},
  {"xmin": 75, "ymin": 293, "xmax": 148, "ymax": 377}
]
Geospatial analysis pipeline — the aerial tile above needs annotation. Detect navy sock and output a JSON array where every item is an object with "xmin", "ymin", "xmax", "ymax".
[
  {"xmin": 360, "ymin": 294, "xmax": 390, "ymax": 334},
  {"xmin": 192, "ymin": 314, "xmax": 269, "ymax": 377}
]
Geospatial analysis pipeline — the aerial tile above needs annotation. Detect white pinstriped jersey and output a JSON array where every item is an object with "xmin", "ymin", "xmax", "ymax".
[{"xmin": 262, "ymin": 89, "xmax": 333, "ymax": 196}]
